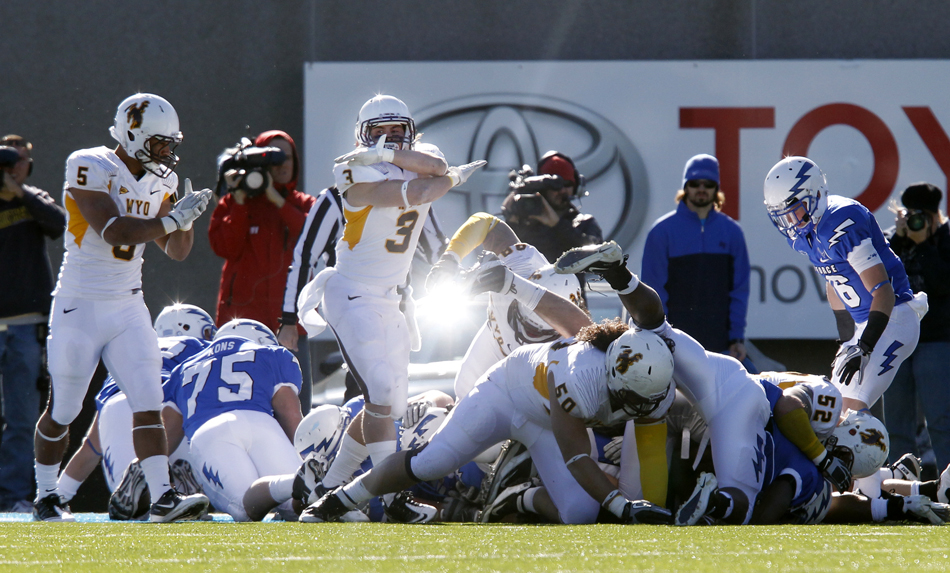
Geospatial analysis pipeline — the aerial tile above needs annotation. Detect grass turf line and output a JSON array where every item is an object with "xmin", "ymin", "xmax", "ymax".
[{"xmin": 1, "ymin": 522, "xmax": 949, "ymax": 572}]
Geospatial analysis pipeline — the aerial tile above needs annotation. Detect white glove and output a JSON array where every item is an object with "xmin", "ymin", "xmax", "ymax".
[
  {"xmin": 832, "ymin": 342, "xmax": 872, "ymax": 386},
  {"xmin": 447, "ymin": 160, "xmax": 487, "ymax": 187},
  {"xmin": 603, "ymin": 436, "xmax": 623, "ymax": 465},
  {"xmin": 904, "ymin": 494, "xmax": 950, "ymax": 525},
  {"xmin": 425, "ymin": 252, "xmax": 462, "ymax": 293},
  {"xmin": 334, "ymin": 135, "xmax": 394, "ymax": 166},
  {"xmin": 402, "ymin": 400, "xmax": 434, "ymax": 428},
  {"xmin": 167, "ymin": 178, "xmax": 213, "ymax": 231}
]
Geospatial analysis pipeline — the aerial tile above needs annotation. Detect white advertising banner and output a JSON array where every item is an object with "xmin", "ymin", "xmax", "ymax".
[{"xmin": 304, "ymin": 61, "xmax": 950, "ymax": 339}]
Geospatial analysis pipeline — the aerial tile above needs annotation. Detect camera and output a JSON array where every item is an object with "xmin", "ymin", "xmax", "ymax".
[
  {"xmin": 905, "ymin": 209, "xmax": 929, "ymax": 232},
  {"xmin": 215, "ymin": 138, "xmax": 287, "ymax": 197},
  {"xmin": 502, "ymin": 168, "xmax": 567, "ymax": 219}
]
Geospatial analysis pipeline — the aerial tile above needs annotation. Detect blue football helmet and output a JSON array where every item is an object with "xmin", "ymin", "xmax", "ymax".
[{"xmin": 763, "ymin": 156, "xmax": 829, "ymax": 240}]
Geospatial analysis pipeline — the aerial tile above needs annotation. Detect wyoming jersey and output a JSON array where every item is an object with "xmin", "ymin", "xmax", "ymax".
[
  {"xmin": 57, "ymin": 146, "xmax": 177, "ymax": 298},
  {"xmin": 331, "ymin": 142, "xmax": 445, "ymax": 286},
  {"xmin": 485, "ymin": 243, "xmax": 553, "ymax": 354}
]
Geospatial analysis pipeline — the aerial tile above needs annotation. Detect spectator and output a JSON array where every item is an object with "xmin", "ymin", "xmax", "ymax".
[
  {"xmin": 209, "ymin": 130, "xmax": 316, "ymax": 413},
  {"xmin": 884, "ymin": 183, "xmax": 950, "ymax": 471},
  {"xmin": 0, "ymin": 135, "xmax": 66, "ymax": 513},
  {"xmin": 641, "ymin": 154, "xmax": 751, "ymax": 365},
  {"xmin": 500, "ymin": 151, "xmax": 603, "ymax": 263}
]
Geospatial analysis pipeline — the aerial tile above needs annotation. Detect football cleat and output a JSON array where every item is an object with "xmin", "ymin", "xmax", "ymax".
[
  {"xmin": 675, "ymin": 472, "xmax": 718, "ymax": 526},
  {"xmin": 293, "ymin": 454, "xmax": 329, "ymax": 505},
  {"xmin": 383, "ymin": 491, "xmax": 437, "ymax": 523},
  {"xmin": 554, "ymin": 241, "xmax": 624, "ymax": 276},
  {"xmin": 169, "ymin": 459, "xmax": 204, "ymax": 496},
  {"xmin": 478, "ymin": 440, "xmax": 535, "ymax": 507},
  {"xmin": 149, "ymin": 489, "xmax": 210, "ymax": 523},
  {"xmin": 439, "ymin": 496, "xmax": 479, "ymax": 522},
  {"xmin": 33, "ymin": 494, "xmax": 75, "ymax": 522},
  {"xmin": 299, "ymin": 490, "xmax": 350, "ymax": 523},
  {"xmin": 888, "ymin": 453, "xmax": 922, "ymax": 482},
  {"xmin": 938, "ymin": 463, "xmax": 950, "ymax": 504},
  {"xmin": 108, "ymin": 460, "xmax": 150, "ymax": 521},
  {"xmin": 479, "ymin": 481, "xmax": 534, "ymax": 523}
]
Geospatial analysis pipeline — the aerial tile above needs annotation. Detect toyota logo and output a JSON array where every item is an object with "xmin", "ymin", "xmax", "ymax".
[{"xmin": 415, "ymin": 94, "xmax": 649, "ymax": 248}]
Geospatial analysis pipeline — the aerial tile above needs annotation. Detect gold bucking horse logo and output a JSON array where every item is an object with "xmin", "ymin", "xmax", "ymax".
[
  {"xmin": 125, "ymin": 101, "xmax": 150, "ymax": 129},
  {"xmin": 615, "ymin": 349, "xmax": 643, "ymax": 375}
]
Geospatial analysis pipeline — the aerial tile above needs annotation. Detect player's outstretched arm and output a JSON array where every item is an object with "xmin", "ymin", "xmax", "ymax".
[{"xmin": 345, "ymin": 160, "xmax": 487, "ymax": 209}]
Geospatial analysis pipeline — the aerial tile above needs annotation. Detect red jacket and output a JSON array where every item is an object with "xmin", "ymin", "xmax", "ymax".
[{"xmin": 208, "ymin": 131, "xmax": 315, "ymax": 332}]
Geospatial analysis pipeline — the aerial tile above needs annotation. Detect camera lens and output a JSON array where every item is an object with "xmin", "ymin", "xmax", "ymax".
[{"xmin": 907, "ymin": 212, "xmax": 928, "ymax": 232}]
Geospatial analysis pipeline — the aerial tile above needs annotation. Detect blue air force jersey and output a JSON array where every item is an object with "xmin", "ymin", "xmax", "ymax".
[
  {"xmin": 787, "ymin": 195, "xmax": 912, "ymax": 323},
  {"xmin": 95, "ymin": 336, "xmax": 211, "ymax": 412},
  {"xmin": 166, "ymin": 336, "xmax": 302, "ymax": 439}
]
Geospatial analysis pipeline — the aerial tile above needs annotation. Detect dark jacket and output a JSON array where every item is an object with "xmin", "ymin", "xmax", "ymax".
[
  {"xmin": 0, "ymin": 184, "xmax": 66, "ymax": 319},
  {"xmin": 642, "ymin": 201, "xmax": 750, "ymax": 353},
  {"xmin": 888, "ymin": 222, "xmax": 950, "ymax": 342},
  {"xmin": 503, "ymin": 197, "xmax": 603, "ymax": 263}
]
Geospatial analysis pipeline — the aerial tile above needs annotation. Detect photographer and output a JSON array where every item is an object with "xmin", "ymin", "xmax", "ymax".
[
  {"xmin": 208, "ymin": 130, "xmax": 315, "ymax": 413},
  {"xmin": 0, "ymin": 135, "xmax": 65, "ymax": 512},
  {"xmin": 884, "ymin": 182, "xmax": 950, "ymax": 474},
  {"xmin": 500, "ymin": 151, "xmax": 603, "ymax": 263}
]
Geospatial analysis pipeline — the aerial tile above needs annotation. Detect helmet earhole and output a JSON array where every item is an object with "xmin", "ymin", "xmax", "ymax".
[{"xmin": 127, "ymin": 131, "xmax": 135, "ymax": 142}]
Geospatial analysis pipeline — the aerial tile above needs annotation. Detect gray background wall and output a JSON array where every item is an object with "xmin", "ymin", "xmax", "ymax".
[{"xmin": 4, "ymin": 0, "xmax": 950, "ymax": 359}]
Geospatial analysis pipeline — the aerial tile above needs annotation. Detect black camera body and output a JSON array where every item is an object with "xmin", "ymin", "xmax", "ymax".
[
  {"xmin": 504, "ymin": 174, "xmax": 565, "ymax": 218},
  {"xmin": 0, "ymin": 146, "xmax": 19, "ymax": 169},
  {"xmin": 905, "ymin": 209, "xmax": 929, "ymax": 232},
  {"xmin": 215, "ymin": 138, "xmax": 287, "ymax": 197}
]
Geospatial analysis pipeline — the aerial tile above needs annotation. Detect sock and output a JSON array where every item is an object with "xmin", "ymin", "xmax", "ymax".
[
  {"xmin": 521, "ymin": 487, "xmax": 540, "ymax": 514},
  {"xmin": 267, "ymin": 475, "xmax": 296, "ymax": 503},
  {"xmin": 57, "ymin": 474, "xmax": 83, "ymax": 502},
  {"xmin": 339, "ymin": 477, "xmax": 372, "ymax": 508},
  {"xmin": 919, "ymin": 480, "xmax": 937, "ymax": 500},
  {"xmin": 324, "ymin": 434, "xmax": 369, "ymax": 488},
  {"xmin": 366, "ymin": 440, "xmax": 398, "ymax": 469},
  {"xmin": 35, "ymin": 462, "xmax": 61, "ymax": 500},
  {"xmin": 878, "ymin": 466, "xmax": 895, "ymax": 481},
  {"xmin": 854, "ymin": 473, "xmax": 882, "ymax": 498},
  {"xmin": 139, "ymin": 455, "xmax": 171, "ymax": 504}
]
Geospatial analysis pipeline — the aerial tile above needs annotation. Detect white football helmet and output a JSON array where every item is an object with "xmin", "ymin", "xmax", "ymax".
[
  {"xmin": 825, "ymin": 409, "xmax": 889, "ymax": 479},
  {"xmin": 214, "ymin": 318, "xmax": 278, "ymax": 346},
  {"xmin": 605, "ymin": 329, "xmax": 675, "ymax": 418},
  {"xmin": 109, "ymin": 93, "xmax": 183, "ymax": 178},
  {"xmin": 507, "ymin": 263, "xmax": 583, "ymax": 346},
  {"xmin": 764, "ymin": 156, "xmax": 829, "ymax": 240},
  {"xmin": 355, "ymin": 94, "xmax": 415, "ymax": 150},
  {"xmin": 294, "ymin": 404, "xmax": 351, "ymax": 463},
  {"xmin": 154, "ymin": 303, "xmax": 217, "ymax": 340},
  {"xmin": 400, "ymin": 407, "xmax": 448, "ymax": 451}
]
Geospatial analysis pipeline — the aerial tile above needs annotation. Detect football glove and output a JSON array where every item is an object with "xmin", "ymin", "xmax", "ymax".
[
  {"xmin": 425, "ymin": 252, "xmax": 462, "ymax": 293},
  {"xmin": 447, "ymin": 160, "xmax": 487, "ymax": 188},
  {"xmin": 618, "ymin": 499, "xmax": 673, "ymax": 525},
  {"xmin": 815, "ymin": 449, "xmax": 853, "ymax": 493},
  {"xmin": 460, "ymin": 254, "xmax": 514, "ymax": 296},
  {"xmin": 904, "ymin": 494, "xmax": 950, "ymax": 525},
  {"xmin": 403, "ymin": 399, "xmax": 433, "ymax": 428},
  {"xmin": 168, "ymin": 178, "xmax": 213, "ymax": 231},
  {"xmin": 832, "ymin": 341, "xmax": 872, "ymax": 386},
  {"xmin": 334, "ymin": 134, "xmax": 394, "ymax": 166},
  {"xmin": 603, "ymin": 436, "xmax": 624, "ymax": 465}
]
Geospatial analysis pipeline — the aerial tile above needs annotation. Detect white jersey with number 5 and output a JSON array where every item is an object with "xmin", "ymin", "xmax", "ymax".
[
  {"xmin": 57, "ymin": 146, "xmax": 177, "ymax": 299},
  {"xmin": 331, "ymin": 142, "xmax": 445, "ymax": 286}
]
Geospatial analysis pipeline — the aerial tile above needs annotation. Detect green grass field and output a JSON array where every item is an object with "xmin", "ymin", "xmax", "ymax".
[{"xmin": 2, "ymin": 522, "xmax": 950, "ymax": 573}]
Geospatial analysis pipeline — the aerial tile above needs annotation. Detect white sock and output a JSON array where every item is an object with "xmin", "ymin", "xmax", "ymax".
[
  {"xmin": 57, "ymin": 474, "xmax": 83, "ymax": 502},
  {"xmin": 366, "ymin": 440, "xmax": 397, "ymax": 469},
  {"xmin": 324, "ymin": 433, "xmax": 369, "ymax": 488},
  {"xmin": 339, "ymin": 477, "xmax": 373, "ymax": 508},
  {"xmin": 267, "ymin": 475, "xmax": 296, "ymax": 503},
  {"xmin": 139, "ymin": 455, "xmax": 171, "ymax": 504},
  {"xmin": 521, "ymin": 487, "xmax": 541, "ymax": 514},
  {"xmin": 35, "ymin": 462, "xmax": 61, "ymax": 500}
]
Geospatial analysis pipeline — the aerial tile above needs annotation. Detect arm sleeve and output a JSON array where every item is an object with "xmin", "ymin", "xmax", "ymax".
[
  {"xmin": 640, "ymin": 225, "xmax": 670, "ymax": 313},
  {"xmin": 445, "ymin": 212, "xmax": 500, "ymax": 259},
  {"xmin": 19, "ymin": 185, "xmax": 66, "ymax": 239},
  {"xmin": 728, "ymin": 223, "xmax": 751, "ymax": 341},
  {"xmin": 281, "ymin": 190, "xmax": 344, "ymax": 323},
  {"xmin": 634, "ymin": 421, "xmax": 668, "ymax": 506},
  {"xmin": 207, "ymin": 196, "xmax": 250, "ymax": 260},
  {"xmin": 775, "ymin": 407, "xmax": 826, "ymax": 461}
]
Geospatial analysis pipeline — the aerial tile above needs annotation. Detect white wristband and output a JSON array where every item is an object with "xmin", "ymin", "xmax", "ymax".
[
  {"xmin": 160, "ymin": 216, "xmax": 178, "ymax": 235},
  {"xmin": 617, "ymin": 273, "xmax": 641, "ymax": 295},
  {"xmin": 400, "ymin": 180, "xmax": 410, "ymax": 207},
  {"xmin": 603, "ymin": 490, "xmax": 627, "ymax": 518},
  {"xmin": 508, "ymin": 273, "xmax": 545, "ymax": 312},
  {"xmin": 381, "ymin": 147, "xmax": 395, "ymax": 164}
]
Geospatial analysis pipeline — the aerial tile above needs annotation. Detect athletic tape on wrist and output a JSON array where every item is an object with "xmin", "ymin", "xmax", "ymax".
[
  {"xmin": 508, "ymin": 273, "xmax": 545, "ymax": 311},
  {"xmin": 161, "ymin": 216, "xmax": 178, "ymax": 235},
  {"xmin": 617, "ymin": 273, "xmax": 640, "ymax": 295},
  {"xmin": 400, "ymin": 180, "xmax": 410, "ymax": 207},
  {"xmin": 100, "ymin": 216, "xmax": 118, "ymax": 241}
]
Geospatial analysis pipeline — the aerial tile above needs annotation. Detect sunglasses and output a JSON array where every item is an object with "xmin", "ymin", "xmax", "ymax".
[{"xmin": 686, "ymin": 180, "xmax": 717, "ymax": 190}]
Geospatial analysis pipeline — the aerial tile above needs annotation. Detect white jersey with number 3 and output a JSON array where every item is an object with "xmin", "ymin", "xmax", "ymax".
[
  {"xmin": 331, "ymin": 142, "xmax": 444, "ymax": 286},
  {"xmin": 56, "ymin": 146, "xmax": 177, "ymax": 299}
]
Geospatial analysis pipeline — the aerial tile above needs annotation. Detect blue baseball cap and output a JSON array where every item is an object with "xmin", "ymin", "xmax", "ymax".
[{"xmin": 682, "ymin": 154, "xmax": 720, "ymax": 188}]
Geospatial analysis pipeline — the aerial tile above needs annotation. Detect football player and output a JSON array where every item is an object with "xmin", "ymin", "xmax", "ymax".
[
  {"xmin": 33, "ymin": 94, "xmax": 212, "ymax": 522},
  {"xmin": 763, "ymin": 157, "xmax": 926, "ymax": 414},
  {"xmin": 162, "ymin": 319, "xmax": 303, "ymax": 522},
  {"xmin": 294, "ymin": 94, "xmax": 485, "ymax": 520},
  {"xmin": 300, "ymin": 259, "xmax": 674, "ymax": 525},
  {"xmin": 56, "ymin": 304, "xmax": 215, "ymax": 519}
]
